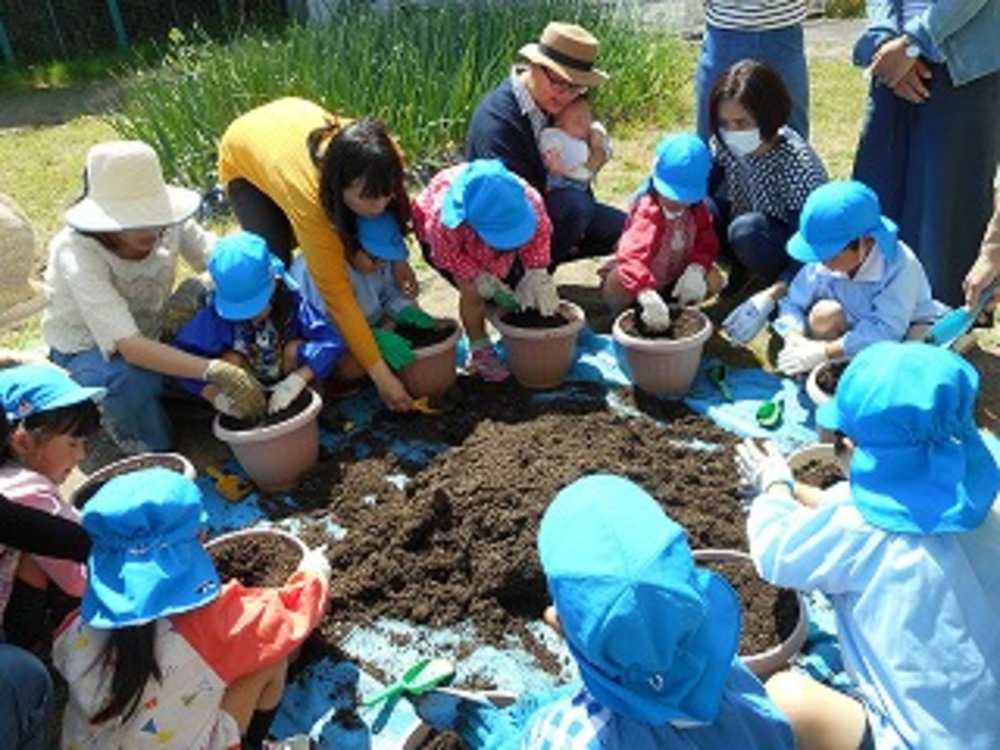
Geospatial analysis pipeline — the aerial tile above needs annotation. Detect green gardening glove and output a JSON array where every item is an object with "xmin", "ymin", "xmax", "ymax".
[
  {"xmin": 373, "ymin": 328, "xmax": 416, "ymax": 371},
  {"xmin": 395, "ymin": 305, "xmax": 437, "ymax": 330},
  {"xmin": 493, "ymin": 288, "xmax": 518, "ymax": 311}
]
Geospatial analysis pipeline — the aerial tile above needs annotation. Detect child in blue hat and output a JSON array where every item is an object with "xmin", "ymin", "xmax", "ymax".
[
  {"xmin": 601, "ymin": 133, "xmax": 725, "ymax": 331},
  {"xmin": 0, "ymin": 364, "xmax": 104, "ymax": 656},
  {"xmin": 292, "ymin": 213, "xmax": 438, "ymax": 374},
  {"xmin": 413, "ymin": 160, "xmax": 559, "ymax": 382},
  {"xmin": 769, "ymin": 180, "xmax": 944, "ymax": 375},
  {"xmin": 521, "ymin": 474, "xmax": 795, "ymax": 748},
  {"xmin": 174, "ymin": 230, "xmax": 346, "ymax": 416},
  {"xmin": 737, "ymin": 342, "xmax": 1000, "ymax": 748},
  {"xmin": 53, "ymin": 467, "xmax": 330, "ymax": 748}
]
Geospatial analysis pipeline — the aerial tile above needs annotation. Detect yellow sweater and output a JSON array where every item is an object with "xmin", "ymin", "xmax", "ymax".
[{"xmin": 218, "ymin": 97, "xmax": 379, "ymax": 369}]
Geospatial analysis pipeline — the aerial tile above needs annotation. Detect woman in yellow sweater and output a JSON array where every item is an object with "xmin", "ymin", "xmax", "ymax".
[{"xmin": 218, "ymin": 97, "xmax": 415, "ymax": 412}]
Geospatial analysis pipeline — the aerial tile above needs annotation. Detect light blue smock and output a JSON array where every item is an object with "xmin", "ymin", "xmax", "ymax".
[{"xmin": 748, "ymin": 483, "xmax": 1000, "ymax": 749}]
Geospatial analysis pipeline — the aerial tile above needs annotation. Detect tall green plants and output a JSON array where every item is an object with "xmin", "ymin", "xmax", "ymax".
[{"xmin": 114, "ymin": 1, "xmax": 691, "ymax": 189}]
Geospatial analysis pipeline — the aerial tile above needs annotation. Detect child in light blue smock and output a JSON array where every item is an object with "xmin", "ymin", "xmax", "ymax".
[
  {"xmin": 772, "ymin": 180, "xmax": 944, "ymax": 376},
  {"xmin": 523, "ymin": 474, "xmax": 795, "ymax": 749},
  {"xmin": 737, "ymin": 341, "xmax": 1000, "ymax": 749}
]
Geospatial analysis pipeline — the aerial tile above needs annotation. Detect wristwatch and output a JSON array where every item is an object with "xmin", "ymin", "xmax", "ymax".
[{"xmin": 903, "ymin": 36, "xmax": 921, "ymax": 59}]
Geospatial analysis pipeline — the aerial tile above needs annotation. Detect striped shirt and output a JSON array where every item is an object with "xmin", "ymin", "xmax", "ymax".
[{"xmin": 705, "ymin": 0, "xmax": 807, "ymax": 31}]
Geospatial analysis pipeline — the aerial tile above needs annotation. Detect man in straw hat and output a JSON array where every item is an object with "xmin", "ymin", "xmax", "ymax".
[{"xmin": 467, "ymin": 22, "xmax": 626, "ymax": 271}]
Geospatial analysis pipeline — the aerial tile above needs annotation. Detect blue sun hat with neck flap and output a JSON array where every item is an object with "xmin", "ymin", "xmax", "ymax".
[
  {"xmin": 787, "ymin": 180, "xmax": 898, "ymax": 263},
  {"xmin": 651, "ymin": 133, "xmax": 711, "ymax": 204},
  {"xmin": 81, "ymin": 467, "xmax": 220, "ymax": 629},
  {"xmin": 357, "ymin": 213, "xmax": 409, "ymax": 262},
  {"xmin": 817, "ymin": 342, "xmax": 998, "ymax": 534},
  {"xmin": 208, "ymin": 230, "xmax": 295, "ymax": 321},
  {"xmin": 441, "ymin": 160, "xmax": 537, "ymax": 251},
  {"xmin": 0, "ymin": 364, "xmax": 105, "ymax": 422},
  {"xmin": 538, "ymin": 474, "xmax": 740, "ymax": 725}
]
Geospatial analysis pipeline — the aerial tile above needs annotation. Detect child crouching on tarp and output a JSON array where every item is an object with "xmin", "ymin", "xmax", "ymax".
[
  {"xmin": 53, "ymin": 468, "xmax": 330, "ymax": 748},
  {"xmin": 737, "ymin": 341, "xmax": 1000, "ymax": 748}
]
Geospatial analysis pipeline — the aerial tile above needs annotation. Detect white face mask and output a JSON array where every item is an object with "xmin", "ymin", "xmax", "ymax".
[{"xmin": 720, "ymin": 127, "xmax": 762, "ymax": 157}]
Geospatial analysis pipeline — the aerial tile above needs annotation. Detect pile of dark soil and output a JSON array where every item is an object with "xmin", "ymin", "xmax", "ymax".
[
  {"xmin": 623, "ymin": 306, "xmax": 707, "ymax": 340},
  {"xmin": 286, "ymin": 377, "xmax": 796, "ymax": 673},
  {"xmin": 815, "ymin": 359, "xmax": 849, "ymax": 395},
  {"xmin": 797, "ymin": 457, "xmax": 847, "ymax": 489}
]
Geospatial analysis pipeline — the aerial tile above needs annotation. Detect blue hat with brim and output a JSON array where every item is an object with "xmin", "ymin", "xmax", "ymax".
[
  {"xmin": 787, "ymin": 181, "xmax": 898, "ymax": 264},
  {"xmin": 0, "ymin": 364, "xmax": 105, "ymax": 422},
  {"xmin": 82, "ymin": 468, "xmax": 220, "ymax": 629},
  {"xmin": 651, "ymin": 133, "xmax": 711, "ymax": 204},
  {"xmin": 817, "ymin": 342, "xmax": 999, "ymax": 534},
  {"xmin": 538, "ymin": 474, "xmax": 740, "ymax": 725},
  {"xmin": 441, "ymin": 160, "xmax": 537, "ymax": 251},
  {"xmin": 357, "ymin": 214, "xmax": 409, "ymax": 262},
  {"xmin": 208, "ymin": 231, "xmax": 296, "ymax": 321}
]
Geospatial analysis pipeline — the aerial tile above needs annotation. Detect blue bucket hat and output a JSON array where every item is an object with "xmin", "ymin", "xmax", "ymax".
[
  {"xmin": 0, "ymin": 364, "xmax": 105, "ymax": 422},
  {"xmin": 81, "ymin": 467, "xmax": 220, "ymax": 628},
  {"xmin": 440, "ymin": 160, "xmax": 537, "ymax": 251},
  {"xmin": 538, "ymin": 474, "xmax": 740, "ymax": 725},
  {"xmin": 787, "ymin": 181, "xmax": 898, "ymax": 263},
  {"xmin": 651, "ymin": 133, "xmax": 711, "ymax": 204},
  {"xmin": 357, "ymin": 214, "xmax": 409, "ymax": 262},
  {"xmin": 208, "ymin": 231, "xmax": 295, "ymax": 320},
  {"xmin": 817, "ymin": 342, "xmax": 998, "ymax": 534}
]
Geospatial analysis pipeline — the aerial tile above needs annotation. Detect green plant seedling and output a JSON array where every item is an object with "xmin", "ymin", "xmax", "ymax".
[
  {"xmin": 756, "ymin": 398, "xmax": 784, "ymax": 429},
  {"xmin": 362, "ymin": 657, "xmax": 456, "ymax": 707}
]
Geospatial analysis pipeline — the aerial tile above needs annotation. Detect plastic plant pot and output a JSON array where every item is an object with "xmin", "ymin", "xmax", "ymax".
[
  {"xmin": 205, "ymin": 527, "xmax": 308, "ymax": 588},
  {"xmin": 398, "ymin": 319, "xmax": 461, "ymax": 399},
  {"xmin": 612, "ymin": 308, "xmax": 713, "ymax": 398},
  {"xmin": 401, "ymin": 689, "xmax": 517, "ymax": 749},
  {"xmin": 491, "ymin": 301, "xmax": 586, "ymax": 389},
  {"xmin": 805, "ymin": 359, "xmax": 849, "ymax": 443},
  {"xmin": 71, "ymin": 451, "xmax": 196, "ymax": 509},
  {"xmin": 212, "ymin": 388, "xmax": 322, "ymax": 493},
  {"xmin": 693, "ymin": 548, "xmax": 808, "ymax": 680}
]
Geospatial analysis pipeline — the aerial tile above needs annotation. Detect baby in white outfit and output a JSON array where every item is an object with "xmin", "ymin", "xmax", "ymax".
[{"xmin": 539, "ymin": 97, "xmax": 612, "ymax": 191}]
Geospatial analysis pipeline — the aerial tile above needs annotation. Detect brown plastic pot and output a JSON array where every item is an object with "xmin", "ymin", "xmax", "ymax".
[
  {"xmin": 491, "ymin": 301, "xmax": 586, "ymax": 389},
  {"xmin": 71, "ymin": 452, "xmax": 196, "ymax": 509},
  {"xmin": 612, "ymin": 309, "xmax": 712, "ymax": 398},
  {"xmin": 213, "ymin": 388, "xmax": 322, "ymax": 493},
  {"xmin": 693, "ymin": 548, "xmax": 808, "ymax": 680},
  {"xmin": 398, "ymin": 319, "xmax": 461, "ymax": 399}
]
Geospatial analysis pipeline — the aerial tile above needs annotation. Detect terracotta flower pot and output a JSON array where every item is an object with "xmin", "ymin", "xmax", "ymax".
[
  {"xmin": 401, "ymin": 689, "xmax": 517, "ymax": 749},
  {"xmin": 71, "ymin": 452, "xmax": 196, "ymax": 509},
  {"xmin": 612, "ymin": 308, "xmax": 713, "ymax": 397},
  {"xmin": 693, "ymin": 548, "xmax": 808, "ymax": 680},
  {"xmin": 206, "ymin": 527, "xmax": 308, "ymax": 588},
  {"xmin": 491, "ymin": 301, "xmax": 586, "ymax": 389},
  {"xmin": 213, "ymin": 388, "xmax": 322, "ymax": 493},
  {"xmin": 398, "ymin": 319, "xmax": 461, "ymax": 399}
]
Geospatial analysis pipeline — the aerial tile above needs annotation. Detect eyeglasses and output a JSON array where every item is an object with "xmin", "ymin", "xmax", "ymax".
[{"xmin": 538, "ymin": 65, "xmax": 587, "ymax": 95}]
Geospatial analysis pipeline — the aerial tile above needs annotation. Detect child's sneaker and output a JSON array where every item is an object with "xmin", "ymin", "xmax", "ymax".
[{"xmin": 467, "ymin": 347, "xmax": 510, "ymax": 382}]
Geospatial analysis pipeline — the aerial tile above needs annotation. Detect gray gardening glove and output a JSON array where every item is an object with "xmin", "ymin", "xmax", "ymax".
[{"xmin": 204, "ymin": 360, "xmax": 266, "ymax": 421}]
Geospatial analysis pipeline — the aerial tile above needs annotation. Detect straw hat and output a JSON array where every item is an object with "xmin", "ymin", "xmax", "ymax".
[
  {"xmin": 519, "ymin": 22, "xmax": 609, "ymax": 88},
  {"xmin": 64, "ymin": 141, "xmax": 201, "ymax": 232},
  {"xmin": 0, "ymin": 194, "xmax": 47, "ymax": 330}
]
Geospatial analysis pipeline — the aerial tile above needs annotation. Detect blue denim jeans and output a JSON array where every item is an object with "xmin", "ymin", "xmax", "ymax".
[
  {"xmin": 544, "ymin": 187, "xmax": 626, "ymax": 267},
  {"xmin": 707, "ymin": 198, "xmax": 799, "ymax": 285},
  {"xmin": 0, "ymin": 644, "xmax": 51, "ymax": 750},
  {"xmin": 50, "ymin": 348, "xmax": 174, "ymax": 453},
  {"xmin": 696, "ymin": 23, "xmax": 810, "ymax": 141}
]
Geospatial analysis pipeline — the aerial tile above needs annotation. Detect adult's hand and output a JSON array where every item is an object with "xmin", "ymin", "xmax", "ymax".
[
  {"xmin": 890, "ymin": 60, "xmax": 932, "ymax": 103},
  {"xmin": 870, "ymin": 36, "xmax": 916, "ymax": 88},
  {"xmin": 370, "ymin": 360, "xmax": 413, "ymax": 412},
  {"xmin": 393, "ymin": 261, "xmax": 419, "ymax": 298},
  {"xmin": 204, "ymin": 360, "xmax": 266, "ymax": 421}
]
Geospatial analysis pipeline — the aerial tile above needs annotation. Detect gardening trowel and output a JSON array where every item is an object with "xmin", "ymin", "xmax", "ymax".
[
  {"xmin": 924, "ymin": 279, "xmax": 998, "ymax": 348},
  {"xmin": 205, "ymin": 464, "xmax": 254, "ymax": 502},
  {"xmin": 362, "ymin": 657, "xmax": 456, "ymax": 708}
]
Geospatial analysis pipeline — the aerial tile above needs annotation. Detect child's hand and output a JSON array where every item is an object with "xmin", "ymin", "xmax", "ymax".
[
  {"xmin": 393, "ymin": 260, "xmax": 419, "ymax": 298},
  {"xmin": 297, "ymin": 544, "xmax": 332, "ymax": 585},
  {"xmin": 735, "ymin": 439, "xmax": 794, "ymax": 496},
  {"xmin": 395, "ymin": 305, "xmax": 437, "ymax": 330},
  {"xmin": 543, "ymin": 148, "xmax": 565, "ymax": 176},
  {"xmin": 672, "ymin": 264, "xmax": 708, "ymax": 306},
  {"xmin": 212, "ymin": 393, "xmax": 241, "ymax": 418},
  {"xmin": 474, "ymin": 272, "xmax": 517, "ymax": 309},
  {"xmin": 777, "ymin": 337, "xmax": 828, "ymax": 376},
  {"xmin": 268, "ymin": 372, "xmax": 308, "ymax": 414},
  {"xmin": 637, "ymin": 289, "xmax": 671, "ymax": 332},
  {"xmin": 514, "ymin": 269, "xmax": 560, "ymax": 316}
]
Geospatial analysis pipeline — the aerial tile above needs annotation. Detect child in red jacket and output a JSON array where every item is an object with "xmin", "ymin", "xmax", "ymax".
[{"xmin": 601, "ymin": 133, "xmax": 724, "ymax": 331}]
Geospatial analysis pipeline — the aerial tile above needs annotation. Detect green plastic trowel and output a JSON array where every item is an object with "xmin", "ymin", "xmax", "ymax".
[{"xmin": 362, "ymin": 657, "xmax": 456, "ymax": 707}]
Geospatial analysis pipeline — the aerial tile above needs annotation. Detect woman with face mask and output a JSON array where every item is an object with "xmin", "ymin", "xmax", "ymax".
[{"xmin": 706, "ymin": 59, "xmax": 828, "ymax": 299}]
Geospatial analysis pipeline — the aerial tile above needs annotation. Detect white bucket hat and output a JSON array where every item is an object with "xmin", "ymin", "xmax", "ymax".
[
  {"xmin": 64, "ymin": 141, "xmax": 201, "ymax": 232},
  {"xmin": 0, "ymin": 194, "xmax": 47, "ymax": 329}
]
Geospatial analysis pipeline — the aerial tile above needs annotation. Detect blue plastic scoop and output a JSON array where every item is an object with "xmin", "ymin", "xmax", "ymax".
[{"xmin": 924, "ymin": 279, "xmax": 998, "ymax": 348}]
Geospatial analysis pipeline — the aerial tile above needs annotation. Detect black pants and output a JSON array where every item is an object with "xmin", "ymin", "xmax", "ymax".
[{"xmin": 226, "ymin": 178, "xmax": 298, "ymax": 267}]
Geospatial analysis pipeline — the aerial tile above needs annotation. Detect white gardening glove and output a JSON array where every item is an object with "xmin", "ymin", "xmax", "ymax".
[
  {"xmin": 735, "ymin": 439, "xmax": 794, "ymax": 496},
  {"xmin": 671, "ymin": 264, "xmax": 708, "ymax": 306},
  {"xmin": 777, "ymin": 337, "xmax": 828, "ymax": 376},
  {"xmin": 211, "ymin": 392, "xmax": 242, "ymax": 418},
  {"xmin": 268, "ymin": 372, "xmax": 308, "ymax": 414},
  {"xmin": 473, "ymin": 272, "xmax": 516, "ymax": 308},
  {"xmin": 637, "ymin": 289, "xmax": 671, "ymax": 332},
  {"xmin": 297, "ymin": 544, "xmax": 332, "ymax": 585},
  {"xmin": 515, "ymin": 268, "xmax": 560, "ymax": 316},
  {"xmin": 723, "ymin": 290, "xmax": 776, "ymax": 345}
]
